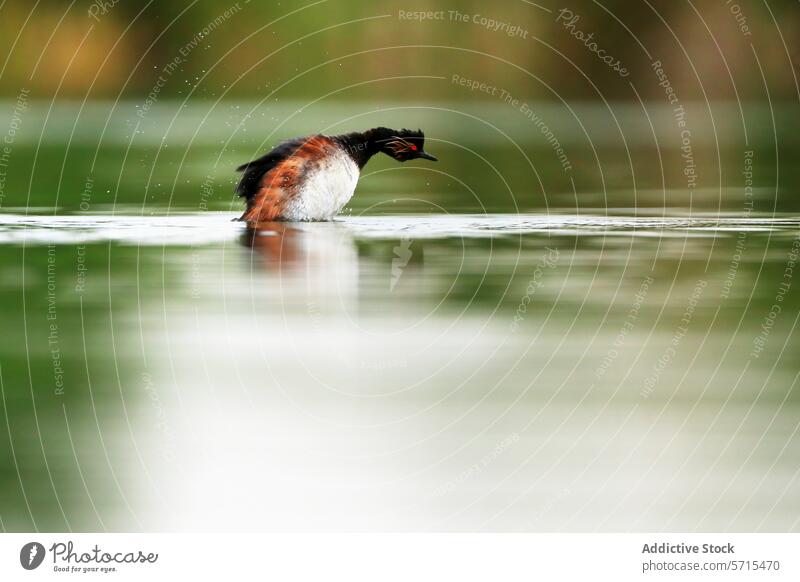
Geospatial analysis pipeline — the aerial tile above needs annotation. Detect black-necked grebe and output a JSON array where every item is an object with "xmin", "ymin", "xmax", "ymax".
[{"xmin": 235, "ymin": 127, "xmax": 437, "ymax": 222}]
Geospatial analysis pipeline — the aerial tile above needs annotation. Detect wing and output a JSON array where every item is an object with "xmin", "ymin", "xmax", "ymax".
[
  {"xmin": 237, "ymin": 135, "xmax": 337, "ymax": 222},
  {"xmin": 234, "ymin": 136, "xmax": 311, "ymax": 200}
]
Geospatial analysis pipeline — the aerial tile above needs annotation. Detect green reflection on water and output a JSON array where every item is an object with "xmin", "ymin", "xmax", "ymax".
[
  {"xmin": 2, "ymin": 101, "xmax": 799, "ymax": 215},
  {"xmin": 0, "ymin": 215, "xmax": 798, "ymax": 531}
]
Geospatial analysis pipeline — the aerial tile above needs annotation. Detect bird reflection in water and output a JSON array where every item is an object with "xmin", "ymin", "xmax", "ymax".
[
  {"xmin": 239, "ymin": 220, "xmax": 361, "ymax": 308},
  {"xmin": 240, "ymin": 221, "xmax": 303, "ymax": 270}
]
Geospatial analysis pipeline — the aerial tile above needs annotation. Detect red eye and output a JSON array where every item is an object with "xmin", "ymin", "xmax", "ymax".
[{"xmin": 410, "ymin": 144, "xmax": 417, "ymax": 151}]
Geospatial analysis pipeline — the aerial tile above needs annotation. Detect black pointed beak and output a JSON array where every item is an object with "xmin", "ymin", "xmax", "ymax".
[{"xmin": 417, "ymin": 151, "xmax": 438, "ymax": 162}]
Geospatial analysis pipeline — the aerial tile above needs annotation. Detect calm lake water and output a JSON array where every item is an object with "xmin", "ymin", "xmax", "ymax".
[
  {"xmin": 1, "ymin": 210, "xmax": 799, "ymax": 532},
  {"xmin": 1, "ymin": 99, "xmax": 799, "ymax": 531}
]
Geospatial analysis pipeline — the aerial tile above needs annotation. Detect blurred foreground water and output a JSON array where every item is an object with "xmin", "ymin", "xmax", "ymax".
[{"xmin": 0, "ymin": 210, "xmax": 798, "ymax": 532}]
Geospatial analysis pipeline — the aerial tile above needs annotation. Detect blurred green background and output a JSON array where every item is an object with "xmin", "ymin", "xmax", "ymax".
[
  {"xmin": 2, "ymin": 0, "xmax": 798, "ymax": 100},
  {"xmin": 1, "ymin": 0, "xmax": 799, "ymax": 214}
]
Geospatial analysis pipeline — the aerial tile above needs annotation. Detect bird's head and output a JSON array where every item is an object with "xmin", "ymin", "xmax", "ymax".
[{"xmin": 374, "ymin": 128, "xmax": 437, "ymax": 162}]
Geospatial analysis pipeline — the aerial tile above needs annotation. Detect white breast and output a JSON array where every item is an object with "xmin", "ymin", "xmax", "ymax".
[{"xmin": 282, "ymin": 149, "xmax": 360, "ymax": 221}]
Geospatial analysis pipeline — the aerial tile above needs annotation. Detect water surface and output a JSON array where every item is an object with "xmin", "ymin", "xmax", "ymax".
[{"xmin": 1, "ymin": 210, "xmax": 798, "ymax": 531}]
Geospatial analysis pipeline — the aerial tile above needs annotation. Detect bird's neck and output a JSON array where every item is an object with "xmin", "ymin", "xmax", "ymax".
[{"xmin": 334, "ymin": 127, "xmax": 394, "ymax": 169}]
